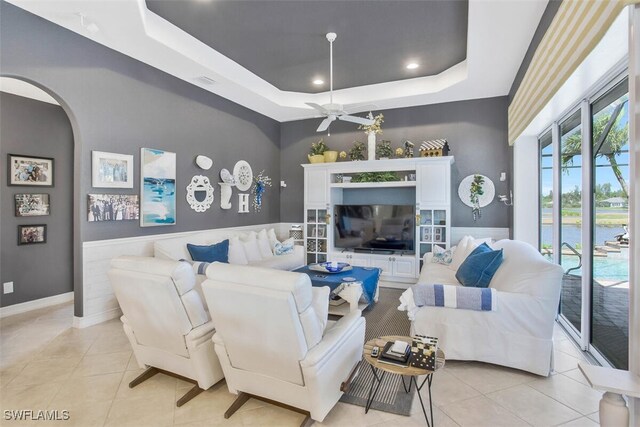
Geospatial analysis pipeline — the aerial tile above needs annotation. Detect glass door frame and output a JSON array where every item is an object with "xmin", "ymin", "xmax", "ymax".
[{"xmin": 539, "ymin": 67, "xmax": 629, "ymax": 364}]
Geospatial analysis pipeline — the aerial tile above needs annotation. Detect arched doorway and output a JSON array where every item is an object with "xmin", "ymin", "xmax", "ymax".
[{"xmin": 0, "ymin": 76, "xmax": 82, "ymax": 319}]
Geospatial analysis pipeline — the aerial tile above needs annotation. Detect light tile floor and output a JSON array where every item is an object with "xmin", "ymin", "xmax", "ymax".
[{"xmin": 0, "ymin": 302, "xmax": 602, "ymax": 426}]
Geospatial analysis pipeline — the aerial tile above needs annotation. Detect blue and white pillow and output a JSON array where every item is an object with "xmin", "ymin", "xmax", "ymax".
[
  {"xmin": 431, "ymin": 246, "xmax": 453, "ymax": 265},
  {"xmin": 274, "ymin": 238, "xmax": 295, "ymax": 255},
  {"xmin": 180, "ymin": 259, "xmax": 211, "ymax": 275}
]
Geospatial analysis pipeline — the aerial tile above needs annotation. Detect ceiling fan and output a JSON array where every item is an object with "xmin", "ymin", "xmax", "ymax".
[{"xmin": 306, "ymin": 32, "xmax": 376, "ymax": 133}]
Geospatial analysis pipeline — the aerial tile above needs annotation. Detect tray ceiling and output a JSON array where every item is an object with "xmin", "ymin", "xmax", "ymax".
[
  {"xmin": 146, "ymin": 0, "xmax": 468, "ymax": 93},
  {"xmin": 4, "ymin": 0, "xmax": 548, "ymax": 122}
]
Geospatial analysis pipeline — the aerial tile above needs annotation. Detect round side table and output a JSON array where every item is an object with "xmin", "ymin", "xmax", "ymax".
[{"xmin": 363, "ymin": 335, "xmax": 445, "ymax": 427}]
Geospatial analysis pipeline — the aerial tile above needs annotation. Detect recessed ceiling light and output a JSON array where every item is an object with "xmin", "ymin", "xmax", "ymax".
[
  {"xmin": 406, "ymin": 62, "xmax": 419, "ymax": 70},
  {"xmin": 313, "ymin": 79, "xmax": 324, "ymax": 85}
]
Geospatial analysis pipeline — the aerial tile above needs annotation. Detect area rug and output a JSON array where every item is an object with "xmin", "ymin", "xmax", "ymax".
[{"xmin": 338, "ymin": 287, "xmax": 414, "ymax": 415}]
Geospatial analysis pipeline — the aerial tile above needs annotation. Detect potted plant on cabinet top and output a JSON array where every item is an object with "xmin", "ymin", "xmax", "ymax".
[
  {"xmin": 308, "ymin": 139, "xmax": 327, "ymax": 163},
  {"xmin": 376, "ymin": 140, "xmax": 393, "ymax": 160}
]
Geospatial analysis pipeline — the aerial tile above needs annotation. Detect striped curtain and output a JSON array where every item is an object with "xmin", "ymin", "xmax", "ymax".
[{"xmin": 508, "ymin": 0, "xmax": 637, "ymax": 145}]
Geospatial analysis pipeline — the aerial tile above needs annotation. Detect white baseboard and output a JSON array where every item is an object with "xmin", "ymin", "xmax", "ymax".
[
  {"xmin": 0, "ymin": 292, "xmax": 74, "ymax": 318},
  {"xmin": 73, "ymin": 307, "xmax": 121, "ymax": 329}
]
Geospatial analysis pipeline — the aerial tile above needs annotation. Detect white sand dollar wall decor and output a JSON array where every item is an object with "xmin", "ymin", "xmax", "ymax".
[
  {"xmin": 186, "ymin": 175, "xmax": 214, "ymax": 212},
  {"xmin": 233, "ymin": 160, "xmax": 253, "ymax": 192}
]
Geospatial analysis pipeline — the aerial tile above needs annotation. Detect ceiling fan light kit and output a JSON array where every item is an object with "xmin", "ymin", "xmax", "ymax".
[{"xmin": 306, "ymin": 32, "xmax": 375, "ymax": 133}]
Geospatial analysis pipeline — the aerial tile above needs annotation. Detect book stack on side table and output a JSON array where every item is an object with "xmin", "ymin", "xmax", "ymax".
[{"xmin": 379, "ymin": 340, "xmax": 411, "ymax": 368}]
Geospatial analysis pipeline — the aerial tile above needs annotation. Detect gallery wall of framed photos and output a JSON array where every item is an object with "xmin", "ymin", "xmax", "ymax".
[{"xmin": 0, "ymin": 91, "xmax": 74, "ymax": 308}]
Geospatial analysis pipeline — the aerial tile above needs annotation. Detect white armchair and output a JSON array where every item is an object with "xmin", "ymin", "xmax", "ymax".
[
  {"xmin": 108, "ymin": 256, "xmax": 225, "ymax": 406},
  {"xmin": 201, "ymin": 263, "xmax": 366, "ymax": 425}
]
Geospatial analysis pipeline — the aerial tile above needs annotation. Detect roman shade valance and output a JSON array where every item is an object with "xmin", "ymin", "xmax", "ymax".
[{"xmin": 508, "ymin": 0, "xmax": 637, "ymax": 145}]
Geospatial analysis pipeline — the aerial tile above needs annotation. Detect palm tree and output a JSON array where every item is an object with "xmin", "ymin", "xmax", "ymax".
[{"xmin": 561, "ymin": 100, "xmax": 629, "ymax": 198}]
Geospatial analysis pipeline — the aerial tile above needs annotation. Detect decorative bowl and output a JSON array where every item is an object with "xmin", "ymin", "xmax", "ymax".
[{"xmin": 320, "ymin": 262, "xmax": 349, "ymax": 273}]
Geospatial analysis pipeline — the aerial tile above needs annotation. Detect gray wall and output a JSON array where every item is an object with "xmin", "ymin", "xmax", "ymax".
[
  {"xmin": 1, "ymin": 93, "xmax": 74, "ymax": 307},
  {"xmin": 0, "ymin": 2, "xmax": 280, "ymax": 313},
  {"xmin": 0, "ymin": 2, "xmax": 281, "ymax": 244},
  {"xmin": 280, "ymin": 97, "xmax": 511, "ymax": 228}
]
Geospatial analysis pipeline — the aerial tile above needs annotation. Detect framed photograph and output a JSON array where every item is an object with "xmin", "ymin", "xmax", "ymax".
[
  {"xmin": 311, "ymin": 226, "xmax": 317, "ymax": 237},
  {"xmin": 15, "ymin": 194, "xmax": 50, "ymax": 217},
  {"xmin": 140, "ymin": 148, "xmax": 176, "ymax": 227},
  {"xmin": 18, "ymin": 224, "xmax": 47, "ymax": 245},
  {"xmin": 88, "ymin": 194, "xmax": 140, "ymax": 222},
  {"xmin": 318, "ymin": 227, "xmax": 326, "ymax": 238},
  {"xmin": 92, "ymin": 151, "xmax": 134, "ymax": 188},
  {"xmin": 8, "ymin": 154, "xmax": 54, "ymax": 186}
]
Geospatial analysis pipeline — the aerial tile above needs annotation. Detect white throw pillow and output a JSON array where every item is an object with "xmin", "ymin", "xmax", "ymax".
[
  {"xmin": 241, "ymin": 232, "xmax": 262, "ymax": 263},
  {"xmin": 267, "ymin": 228, "xmax": 280, "ymax": 252},
  {"xmin": 228, "ymin": 236, "xmax": 248, "ymax": 265},
  {"xmin": 257, "ymin": 229, "xmax": 274, "ymax": 259},
  {"xmin": 448, "ymin": 236, "xmax": 476, "ymax": 271}
]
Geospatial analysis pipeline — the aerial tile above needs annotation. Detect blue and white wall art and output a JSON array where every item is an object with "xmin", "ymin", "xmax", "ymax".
[{"xmin": 140, "ymin": 148, "xmax": 176, "ymax": 227}]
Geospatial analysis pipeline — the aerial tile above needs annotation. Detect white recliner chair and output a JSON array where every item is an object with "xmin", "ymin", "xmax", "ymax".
[
  {"xmin": 108, "ymin": 256, "xmax": 225, "ymax": 406},
  {"xmin": 201, "ymin": 263, "xmax": 366, "ymax": 425}
]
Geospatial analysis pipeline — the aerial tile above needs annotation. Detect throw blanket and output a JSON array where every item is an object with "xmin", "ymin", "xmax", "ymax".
[{"xmin": 398, "ymin": 283, "xmax": 497, "ymax": 320}]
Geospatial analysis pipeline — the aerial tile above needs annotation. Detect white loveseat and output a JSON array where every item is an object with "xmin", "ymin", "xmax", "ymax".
[
  {"xmin": 154, "ymin": 228, "xmax": 304, "ymax": 271},
  {"xmin": 402, "ymin": 239, "xmax": 563, "ymax": 376}
]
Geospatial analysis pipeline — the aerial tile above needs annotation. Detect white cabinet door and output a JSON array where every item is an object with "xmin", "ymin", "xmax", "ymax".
[
  {"xmin": 417, "ymin": 163, "xmax": 449, "ymax": 206},
  {"xmin": 304, "ymin": 169, "xmax": 328, "ymax": 207},
  {"xmin": 369, "ymin": 256, "xmax": 393, "ymax": 276},
  {"xmin": 349, "ymin": 254, "xmax": 370, "ymax": 268},
  {"xmin": 393, "ymin": 257, "xmax": 417, "ymax": 279}
]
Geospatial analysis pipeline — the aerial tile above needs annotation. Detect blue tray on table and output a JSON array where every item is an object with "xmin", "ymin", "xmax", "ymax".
[{"xmin": 293, "ymin": 265, "xmax": 381, "ymax": 305}]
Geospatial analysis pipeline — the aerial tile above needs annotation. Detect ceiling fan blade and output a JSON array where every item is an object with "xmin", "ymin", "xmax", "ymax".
[
  {"xmin": 306, "ymin": 102, "xmax": 330, "ymax": 115},
  {"xmin": 337, "ymin": 114, "xmax": 375, "ymax": 126},
  {"xmin": 316, "ymin": 117, "xmax": 334, "ymax": 132}
]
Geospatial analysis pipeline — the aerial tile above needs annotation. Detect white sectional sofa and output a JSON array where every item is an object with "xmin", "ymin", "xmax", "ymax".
[
  {"xmin": 400, "ymin": 238, "xmax": 563, "ymax": 376},
  {"xmin": 154, "ymin": 228, "xmax": 305, "ymax": 271}
]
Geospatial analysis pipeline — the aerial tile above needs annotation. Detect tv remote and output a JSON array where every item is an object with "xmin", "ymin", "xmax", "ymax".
[{"xmin": 371, "ymin": 346, "xmax": 380, "ymax": 357}]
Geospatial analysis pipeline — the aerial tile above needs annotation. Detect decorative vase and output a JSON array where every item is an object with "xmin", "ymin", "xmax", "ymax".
[
  {"xmin": 367, "ymin": 132, "xmax": 376, "ymax": 161},
  {"xmin": 323, "ymin": 150, "xmax": 338, "ymax": 163},
  {"xmin": 308, "ymin": 154, "xmax": 325, "ymax": 164},
  {"xmin": 219, "ymin": 182, "xmax": 233, "ymax": 210}
]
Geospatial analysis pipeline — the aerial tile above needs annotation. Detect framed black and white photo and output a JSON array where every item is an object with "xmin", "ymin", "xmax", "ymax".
[
  {"xmin": 15, "ymin": 194, "xmax": 50, "ymax": 217},
  {"xmin": 18, "ymin": 224, "xmax": 47, "ymax": 245},
  {"xmin": 92, "ymin": 151, "xmax": 134, "ymax": 188},
  {"xmin": 8, "ymin": 154, "xmax": 54, "ymax": 186},
  {"xmin": 88, "ymin": 194, "xmax": 140, "ymax": 222}
]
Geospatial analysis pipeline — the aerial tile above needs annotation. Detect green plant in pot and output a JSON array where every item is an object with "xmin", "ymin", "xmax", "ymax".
[
  {"xmin": 348, "ymin": 141, "xmax": 366, "ymax": 161},
  {"xmin": 308, "ymin": 139, "xmax": 327, "ymax": 163},
  {"xmin": 376, "ymin": 140, "xmax": 393, "ymax": 159}
]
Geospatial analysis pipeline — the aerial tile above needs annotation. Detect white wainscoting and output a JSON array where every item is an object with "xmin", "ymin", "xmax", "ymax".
[
  {"xmin": 450, "ymin": 227, "xmax": 511, "ymax": 245},
  {"xmin": 78, "ymin": 222, "xmax": 297, "ymax": 328}
]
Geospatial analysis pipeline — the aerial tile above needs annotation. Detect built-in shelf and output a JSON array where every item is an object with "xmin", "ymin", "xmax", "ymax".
[{"xmin": 330, "ymin": 181, "xmax": 417, "ymax": 189}]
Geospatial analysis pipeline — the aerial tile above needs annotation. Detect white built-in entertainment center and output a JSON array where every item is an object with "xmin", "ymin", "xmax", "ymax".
[{"xmin": 302, "ymin": 156, "xmax": 453, "ymax": 286}]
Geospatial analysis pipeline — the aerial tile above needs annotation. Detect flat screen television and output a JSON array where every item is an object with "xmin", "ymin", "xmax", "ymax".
[{"xmin": 334, "ymin": 204, "xmax": 415, "ymax": 252}]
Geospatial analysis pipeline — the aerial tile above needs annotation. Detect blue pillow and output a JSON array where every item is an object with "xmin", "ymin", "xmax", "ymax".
[
  {"xmin": 187, "ymin": 240, "xmax": 229, "ymax": 263},
  {"xmin": 455, "ymin": 243, "xmax": 503, "ymax": 288}
]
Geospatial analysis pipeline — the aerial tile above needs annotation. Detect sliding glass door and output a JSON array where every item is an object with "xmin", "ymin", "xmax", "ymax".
[
  {"xmin": 538, "ymin": 75, "xmax": 629, "ymax": 369},
  {"xmin": 590, "ymin": 79, "xmax": 629, "ymax": 369},
  {"xmin": 559, "ymin": 110, "xmax": 583, "ymax": 333}
]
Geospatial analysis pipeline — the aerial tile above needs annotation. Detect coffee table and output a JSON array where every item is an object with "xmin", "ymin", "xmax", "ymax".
[
  {"xmin": 293, "ymin": 265, "xmax": 380, "ymax": 315},
  {"xmin": 363, "ymin": 335, "xmax": 445, "ymax": 427}
]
